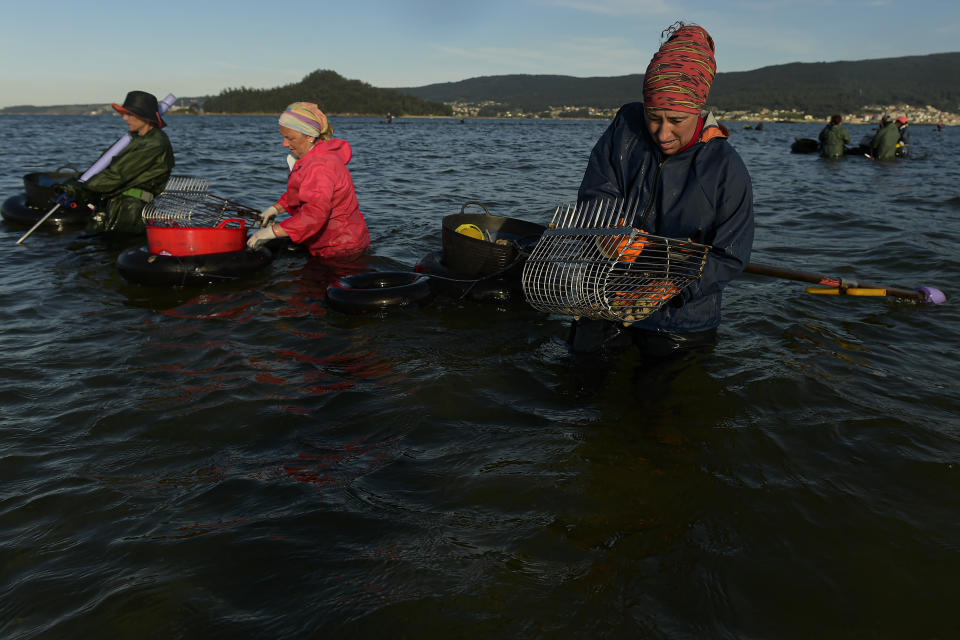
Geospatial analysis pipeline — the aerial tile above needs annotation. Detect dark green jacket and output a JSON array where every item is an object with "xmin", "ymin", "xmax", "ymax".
[
  {"xmin": 84, "ymin": 127, "xmax": 175, "ymax": 233},
  {"xmin": 870, "ymin": 123, "xmax": 900, "ymax": 162},
  {"xmin": 818, "ymin": 124, "xmax": 850, "ymax": 158}
]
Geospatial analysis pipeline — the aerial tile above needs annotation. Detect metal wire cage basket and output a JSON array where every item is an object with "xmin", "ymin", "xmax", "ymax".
[
  {"xmin": 137, "ymin": 177, "xmax": 264, "ymax": 256},
  {"xmin": 142, "ymin": 176, "xmax": 258, "ymax": 228},
  {"xmin": 521, "ymin": 199, "xmax": 710, "ymax": 324}
]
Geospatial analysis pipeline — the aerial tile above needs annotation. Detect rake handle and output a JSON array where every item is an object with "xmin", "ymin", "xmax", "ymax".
[
  {"xmin": 744, "ymin": 262, "xmax": 932, "ymax": 303},
  {"xmin": 16, "ymin": 203, "xmax": 61, "ymax": 245}
]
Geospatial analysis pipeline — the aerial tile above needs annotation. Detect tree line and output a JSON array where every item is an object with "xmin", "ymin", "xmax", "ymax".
[
  {"xmin": 397, "ymin": 52, "xmax": 960, "ymax": 117},
  {"xmin": 202, "ymin": 70, "xmax": 451, "ymax": 116},
  {"xmin": 4, "ymin": 52, "xmax": 957, "ymax": 118}
]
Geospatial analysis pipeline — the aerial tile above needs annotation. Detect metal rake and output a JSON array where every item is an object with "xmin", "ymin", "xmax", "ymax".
[
  {"xmin": 143, "ymin": 178, "xmax": 259, "ymax": 228},
  {"xmin": 161, "ymin": 175, "xmax": 211, "ymax": 194}
]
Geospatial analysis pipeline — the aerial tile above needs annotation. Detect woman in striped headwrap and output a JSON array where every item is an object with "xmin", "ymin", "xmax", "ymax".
[
  {"xmin": 570, "ymin": 22, "xmax": 754, "ymax": 357},
  {"xmin": 247, "ymin": 102, "xmax": 370, "ymax": 259}
]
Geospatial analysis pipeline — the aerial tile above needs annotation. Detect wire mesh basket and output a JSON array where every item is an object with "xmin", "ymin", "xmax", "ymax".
[
  {"xmin": 521, "ymin": 199, "xmax": 709, "ymax": 324},
  {"xmin": 142, "ymin": 177, "xmax": 257, "ymax": 228}
]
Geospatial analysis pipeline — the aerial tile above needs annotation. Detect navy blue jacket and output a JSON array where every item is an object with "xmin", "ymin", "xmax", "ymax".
[{"xmin": 578, "ymin": 102, "xmax": 754, "ymax": 333}]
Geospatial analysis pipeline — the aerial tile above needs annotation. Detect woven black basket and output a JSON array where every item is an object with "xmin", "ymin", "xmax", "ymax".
[
  {"xmin": 23, "ymin": 165, "xmax": 80, "ymax": 208},
  {"xmin": 441, "ymin": 202, "xmax": 546, "ymax": 277}
]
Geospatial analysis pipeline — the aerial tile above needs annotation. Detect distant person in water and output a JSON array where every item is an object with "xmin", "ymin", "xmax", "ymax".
[
  {"xmin": 246, "ymin": 102, "xmax": 370, "ymax": 260},
  {"xmin": 570, "ymin": 21, "xmax": 754, "ymax": 357},
  {"xmin": 895, "ymin": 116, "xmax": 910, "ymax": 156},
  {"xmin": 818, "ymin": 114, "xmax": 850, "ymax": 159},
  {"xmin": 55, "ymin": 90, "xmax": 175, "ymax": 234},
  {"xmin": 870, "ymin": 114, "xmax": 900, "ymax": 161}
]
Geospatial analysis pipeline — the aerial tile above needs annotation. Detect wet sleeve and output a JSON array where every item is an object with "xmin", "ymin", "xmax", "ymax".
[
  {"xmin": 578, "ymin": 107, "xmax": 630, "ymax": 203},
  {"xmin": 677, "ymin": 151, "xmax": 754, "ymax": 304},
  {"xmin": 279, "ymin": 161, "xmax": 336, "ymax": 243},
  {"xmin": 83, "ymin": 136, "xmax": 169, "ymax": 196}
]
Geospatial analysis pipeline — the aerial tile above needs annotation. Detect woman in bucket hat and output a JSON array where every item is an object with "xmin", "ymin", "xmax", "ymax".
[
  {"xmin": 246, "ymin": 102, "xmax": 369, "ymax": 260},
  {"xmin": 57, "ymin": 90, "xmax": 175, "ymax": 234},
  {"xmin": 568, "ymin": 22, "xmax": 754, "ymax": 358}
]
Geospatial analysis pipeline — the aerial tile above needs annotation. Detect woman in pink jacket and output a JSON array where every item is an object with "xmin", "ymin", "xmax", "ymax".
[{"xmin": 247, "ymin": 102, "xmax": 370, "ymax": 260}]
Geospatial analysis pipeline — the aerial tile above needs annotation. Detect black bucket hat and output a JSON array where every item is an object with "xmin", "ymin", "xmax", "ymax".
[{"xmin": 112, "ymin": 90, "xmax": 165, "ymax": 128}]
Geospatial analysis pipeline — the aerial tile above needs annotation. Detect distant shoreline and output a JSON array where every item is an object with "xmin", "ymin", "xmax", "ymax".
[{"xmin": 0, "ymin": 111, "xmax": 955, "ymax": 126}]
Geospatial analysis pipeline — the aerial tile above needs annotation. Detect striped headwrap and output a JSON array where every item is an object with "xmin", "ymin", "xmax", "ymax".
[
  {"xmin": 279, "ymin": 102, "xmax": 330, "ymax": 137},
  {"xmin": 643, "ymin": 22, "xmax": 717, "ymax": 114}
]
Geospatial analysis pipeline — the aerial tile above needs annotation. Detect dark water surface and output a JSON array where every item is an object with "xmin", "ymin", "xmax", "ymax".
[{"xmin": 1, "ymin": 115, "xmax": 958, "ymax": 639}]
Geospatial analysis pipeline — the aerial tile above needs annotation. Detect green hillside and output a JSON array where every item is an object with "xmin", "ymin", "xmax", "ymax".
[
  {"xmin": 3, "ymin": 53, "xmax": 957, "ymax": 119},
  {"xmin": 202, "ymin": 70, "xmax": 451, "ymax": 116},
  {"xmin": 397, "ymin": 52, "xmax": 960, "ymax": 117},
  {"xmin": 397, "ymin": 74, "xmax": 645, "ymax": 110}
]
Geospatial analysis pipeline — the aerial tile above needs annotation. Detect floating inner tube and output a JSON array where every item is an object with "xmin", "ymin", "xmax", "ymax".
[
  {"xmin": 263, "ymin": 235, "xmax": 309, "ymax": 256},
  {"xmin": 1, "ymin": 193, "xmax": 91, "ymax": 229},
  {"xmin": 116, "ymin": 246, "xmax": 274, "ymax": 287},
  {"xmin": 845, "ymin": 144, "xmax": 871, "ymax": 156},
  {"xmin": 325, "ymin": 271, "xmax": 432, "ymax": 314},
  {"xmin": 790, "ymin": 138, "xmax": 819, "ymax": 154},
  {"xmin": 414, "ymin": 250, "xmax": 521, "ymax": 303}
]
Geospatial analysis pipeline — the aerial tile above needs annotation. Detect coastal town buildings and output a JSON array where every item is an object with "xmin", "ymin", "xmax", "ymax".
[
  {"xmin": 4, "ymin": 98, "xmax": 957, "ymax": 126},
  {"xmin": 447, "ymin": 101, "xmax": 959, "ymax": 125}
]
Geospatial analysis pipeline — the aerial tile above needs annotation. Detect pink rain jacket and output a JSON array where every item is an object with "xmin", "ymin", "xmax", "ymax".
[{"xmin": 276, "ymin": 138, "xmax": 370, "ymax": 259}]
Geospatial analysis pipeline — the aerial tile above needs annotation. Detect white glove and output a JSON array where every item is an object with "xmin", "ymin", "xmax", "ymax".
[
  {"xmin": 258, "ymin": 205, "xmax": 279, "ymax": 228},
  {"xmin": 247, "ymin": 225, "xmax": 277, "ymax": 251}
]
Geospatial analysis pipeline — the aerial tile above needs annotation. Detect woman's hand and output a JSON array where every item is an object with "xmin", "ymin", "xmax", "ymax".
[
  {"xmin": 258, "ymin": 205, "xmax": 279, "ymax": 228},
  {"xmin": 247, "ymin": 225, "xmax": 276, "ymax": 251},
  {"xmin": 53, "ymin": 178, "xmax": 92, "ymax": 207}
]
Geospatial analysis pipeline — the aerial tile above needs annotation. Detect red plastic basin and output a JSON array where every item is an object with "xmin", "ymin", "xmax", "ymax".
[{"xmin": 147, "ymin": 218, "xmax": 247, "ymax": 256}]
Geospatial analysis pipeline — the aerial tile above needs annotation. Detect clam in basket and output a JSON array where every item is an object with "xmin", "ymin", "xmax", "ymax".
[{"xmin": 521, "ymin": 199, "xmax": 710, "ymax": 324}]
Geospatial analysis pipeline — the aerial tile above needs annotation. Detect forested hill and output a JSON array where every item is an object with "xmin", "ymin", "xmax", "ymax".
[
  {"xmin": 397, "ymin": 52, "xmax": 960, "ymax": 116},
  {"xmin": 4, "ymin": 53, "xmax": 957, "ymax": 118},
  {"xmin": 202, "ymin": 70, "xmax": 452, "ymax": 116},
  {"xmin": 396, "ymin": 74, "xmax": 646, "ymax": 111}
]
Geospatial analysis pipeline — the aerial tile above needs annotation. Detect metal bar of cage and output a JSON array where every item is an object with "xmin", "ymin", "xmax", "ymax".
[{"xmin": 161, "ymin": 176, "xmax": 210, "ymax": 194}]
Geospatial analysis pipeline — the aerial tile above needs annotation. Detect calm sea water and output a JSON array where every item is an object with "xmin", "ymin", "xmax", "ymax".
[{"xmin": 1, "ymin": 114, "xmax": 958, "ymax": 639}]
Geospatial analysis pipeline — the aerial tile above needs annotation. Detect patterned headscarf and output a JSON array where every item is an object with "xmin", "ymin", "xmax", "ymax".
[
  {"xmin": 279, "ymin": 102, "xmax": 330, "ymax": 137},
  {"xmin": 643, "ymin": 22, "xmax": 717, "ymax": 114}
]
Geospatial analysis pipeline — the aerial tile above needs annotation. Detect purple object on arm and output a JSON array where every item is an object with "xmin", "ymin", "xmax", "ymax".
[{"xmin": 79, "ymin": 93, "xmax": 176, "ymax": 182}]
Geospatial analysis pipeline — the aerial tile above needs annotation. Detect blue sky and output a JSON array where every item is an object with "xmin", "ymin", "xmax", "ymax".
[{"xmin": 2, "ymin": 0, "xmax": 958, "ymax": 108}]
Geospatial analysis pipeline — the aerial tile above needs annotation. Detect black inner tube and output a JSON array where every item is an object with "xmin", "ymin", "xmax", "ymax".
[
  {"xmin": 116, "ymin": 246, "xmax": 274, "ymax": 287},
  {"xmin": 325, "ymin": 271, "xmax": 433, "ymax": 314}
]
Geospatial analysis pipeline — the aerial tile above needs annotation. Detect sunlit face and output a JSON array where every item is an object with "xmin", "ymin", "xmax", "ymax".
[
  {"xmin": 121, "ymin": 111, "xmax": 153, "ymax": 136},
  {"xmin": 645, "ymin": 108, "xmax": 700, "ymax": 155},
  {"xmin": 280, "ymin": 125, "xmax": 317, "ymax": 159}
]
